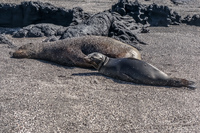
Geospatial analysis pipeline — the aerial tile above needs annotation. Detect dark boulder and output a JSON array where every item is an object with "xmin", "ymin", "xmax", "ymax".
[
  {"xmin": 0, "ymin": 1, "xmax": 90, "ymax": 27},
  {"xmin": 183, "ymin": 14, "xmax": 200, "ymax": 26},
  {"xmin": 112, "ymin": 0, "xmax": 181, "ymax": 26}
]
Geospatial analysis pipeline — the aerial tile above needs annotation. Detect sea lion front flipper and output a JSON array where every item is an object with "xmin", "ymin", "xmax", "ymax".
[
  {"xmin": 120, "ymin": 73, "xmax": 140, "ymax": 84},
  {"xmin": 66, "ymin": 48, "xmax": 92, "ymax": 68}
]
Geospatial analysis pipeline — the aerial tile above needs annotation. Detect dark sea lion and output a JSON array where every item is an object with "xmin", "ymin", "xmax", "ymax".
[
  {"xmin": 84, "ymin": 52, "xmax": 196, "ymax": 89},
  {"xmin": 12, "ymin": 36, "xmax": 141, "ymax": 68}
]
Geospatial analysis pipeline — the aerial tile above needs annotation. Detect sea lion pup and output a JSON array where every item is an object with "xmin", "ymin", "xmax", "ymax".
[
  {"xmin": 12, "ymin": 36, "xmax": 141, "ymax": 68},
  {"xmin": 84, "ymin": 52, "xmax": 196, "ymax": 89}
]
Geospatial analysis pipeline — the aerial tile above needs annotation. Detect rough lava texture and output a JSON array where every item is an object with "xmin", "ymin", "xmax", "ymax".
[
  {"xmin": 61, "ymin": 11, "xmax": 113, "ymax": 39},
  {"xmin": 1, "ymin": 0, "xmax": 198, "ymax": 47},
  {"xmin": 0, "ymin": 0, "xmax": 200, "ymax": 49},
  {"xmin": 112, "ymin": 0, "xmax": 181, "ymax": 26},
  {"xmin": 0, "ymin": 0, "xmax": 192, "ymax": 48},
  {"xmin": 13, "ymin": 23, "xmax": 68, "ymax": 38},
  {"xmin": 0, "ymin": 34, "xmax": 14, "ymax": 47},
  {"xmin": 109, "ymin": 12, "xmax": 148, "ymax": 48},
  {"xmin": 171, "ymin": 0, "xmax": 198, "ymax": 5},
  {"xmin": 183, "ymin": 14, "xmax": 200, "ymax": 26},
  {"xmin": 0, "ymin": 1, "xmax": 90, "ymax": 27}
]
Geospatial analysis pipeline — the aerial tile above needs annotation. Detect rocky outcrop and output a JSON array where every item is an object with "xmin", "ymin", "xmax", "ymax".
[
  {"xmin": 1, "ymin": 0, "xmax": 200, "ymax": 47},
  {"xmin": 0, "ymin": 1, "xmax": 90, "ymax": 27}
]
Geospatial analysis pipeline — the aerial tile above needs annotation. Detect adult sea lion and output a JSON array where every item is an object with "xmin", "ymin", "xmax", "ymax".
[
  {"xmin": 12, "ymin": 36, "xmax": 141, "ymax": 68},
  {"xmin": 84, "ymin": 52, "xmax": 196, "ymax": 89}
]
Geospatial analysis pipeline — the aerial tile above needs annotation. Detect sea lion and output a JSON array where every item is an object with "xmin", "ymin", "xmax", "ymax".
[
  {"xmin": 84, "ymin": 52, "xmax": 196, "ymax": 89},
  {"xmin": 12, "ymin": 36, "xmax": 141, "ymax": 68}
]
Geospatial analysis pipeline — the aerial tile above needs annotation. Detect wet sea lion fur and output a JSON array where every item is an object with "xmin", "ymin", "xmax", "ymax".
[{"xmin": 84, "ymin": 52, "xmax": 196, "ymax": 89}]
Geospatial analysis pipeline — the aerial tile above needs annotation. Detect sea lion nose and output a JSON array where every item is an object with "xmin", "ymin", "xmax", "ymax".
[
  {"xmin": 11, "ymin": 50, "xmax": 27, "ymax": 58},
  {"xmin": 11, "ymin": 51, "xmax": 18, "ymax": 58},
  {"xmin": 9, "ymin": 51, "xmax": 13, "ymax": 56}
]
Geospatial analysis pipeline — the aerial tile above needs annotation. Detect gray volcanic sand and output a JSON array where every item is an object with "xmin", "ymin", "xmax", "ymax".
[{"xmin": 1, "ymin": 0, "xmax": 200, "ymax": 132}]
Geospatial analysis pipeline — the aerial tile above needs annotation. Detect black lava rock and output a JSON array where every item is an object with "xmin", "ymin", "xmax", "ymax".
[
  {"xmin": 183, "ymin": 14, "xmax": 200, "ymax": 26},
  {"xmin": 112, "ymin": 0, "xmax": 181, "ymax": 26},
  {"xmin": 0, "ymin": 34, "xmax": 15, "ymax": 47},
  {"xmin": 1, "ymin": 0, "xmax": 194, "ymax": 49},
  {"xmin": 0, "ymin": 1, "xmax": 90, "ymax": 27}
]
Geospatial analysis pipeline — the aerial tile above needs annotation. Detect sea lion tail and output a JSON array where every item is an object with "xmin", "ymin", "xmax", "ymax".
[{"xmin": 167, "ymin": 78, "xmax": 196, "ymax": 89}]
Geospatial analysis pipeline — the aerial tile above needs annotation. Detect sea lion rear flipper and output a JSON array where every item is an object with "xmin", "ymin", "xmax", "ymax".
[
  {"xmin": 167, "ymin": 78, "xmax": 197, "ymax": 89},
  {"xmin": 187, "ymin": 81, "xmax": 196, "ymax": 89}
]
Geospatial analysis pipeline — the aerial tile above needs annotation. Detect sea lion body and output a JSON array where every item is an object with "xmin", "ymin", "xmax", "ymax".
[
  {"xmin": 12, "ymin": 36, "xmax": 141, "ymax": 68},
  {"xmin": 84, "ymin": 52, "xmax": 196, "ymax": 89}
]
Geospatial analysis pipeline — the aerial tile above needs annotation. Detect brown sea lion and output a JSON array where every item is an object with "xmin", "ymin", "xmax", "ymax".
[
  {"xmin": 84, "ymin": 52, "xmax": 196, "ymax": 89},
  {"xmin": 12, "ymin": 36, "xmax": 141, "ymax": 68}
]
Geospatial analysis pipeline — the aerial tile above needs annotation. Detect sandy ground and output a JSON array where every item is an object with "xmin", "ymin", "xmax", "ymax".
[{"xmin": 1, "ymin": 0, "xmax": 200, "ymax": 132}]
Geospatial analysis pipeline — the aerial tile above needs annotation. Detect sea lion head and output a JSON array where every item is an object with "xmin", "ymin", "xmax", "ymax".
[
  {"xmin": 84, "ymin": 52, "xmax": 108, "ymax": 70},
  {"xmin": 11, "ymin": 43, "xmax": 36, "ymax": 58}
]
